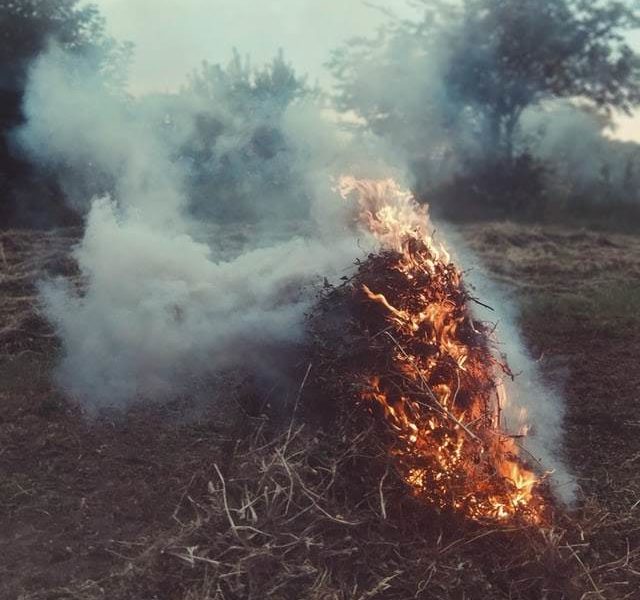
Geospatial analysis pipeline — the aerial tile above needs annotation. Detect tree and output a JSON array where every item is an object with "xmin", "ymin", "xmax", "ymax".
[
  {"xmin": 172, "ymin": 50, "xmax": 315, "ymax": 221},
  {"xmin": 187, "ymin": 48, "xmax": 311, "ymax": 121},
  {"xmin": 330, "ymin": 0, "xmax": 640, "ymax": 166},
  {"xmin": 443, "ymin": 0, "xmax": 640, "ymax": 162},
  {"xmin": 0, "ymin": 0, "xmax": 119, "ymax": 136},
  {"xmin": 0, "ymin": 0, "xmax": 131, "ymax": 225}
]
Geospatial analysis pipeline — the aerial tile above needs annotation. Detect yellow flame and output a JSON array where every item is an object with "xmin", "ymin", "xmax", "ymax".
[{"xmin": 342, "ymin": 176, "xmax": 542, "ymax": 522}]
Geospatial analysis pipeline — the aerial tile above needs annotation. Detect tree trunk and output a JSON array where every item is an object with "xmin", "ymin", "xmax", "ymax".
[
  {"xmin": 487, "ymin": 113, "xmax": 502, "ymax": 160},
  {"xmin": 503, "ymin": 108, "xmax": 523, "ymax": 166}
]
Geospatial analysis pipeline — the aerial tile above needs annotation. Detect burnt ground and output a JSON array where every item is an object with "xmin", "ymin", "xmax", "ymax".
[{"xmin": 1, "ymin": 223, "xmax": 640, "ymax": 599}]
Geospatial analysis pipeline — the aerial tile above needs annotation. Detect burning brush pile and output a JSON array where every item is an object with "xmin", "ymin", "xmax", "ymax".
[
  {"xmin": 313, "ymin": 177, "xmax": 547, "ymax": 523},
  {"xmin": 77, "ymin": 179, "xmax": 626, "ymax": 599}
]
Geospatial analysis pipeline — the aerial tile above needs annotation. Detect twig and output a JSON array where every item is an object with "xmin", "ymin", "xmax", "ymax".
[
  {"xmin": 569, "ymin": 546, "xmax": 605, "ymax": 599},
  {"xmin": 214, "ymin": 463, "xmax": 239, "ymax": 538},
  {"xmin": 286, "ymin": 363, "xmax": 312, "ymax": 444},
  {"xmin": 172, "ymin": 471, "xmax": 198, "ymax": 524},
  {"xmin": 169, "ymin": 549, "xmax": 222, "ymax": 567},
  {"xmin": 379, "ymin": 465, "xmax": 389, "ymax": 519},
  {"xmin": 275, "ymin": 447, "xmax": 296, "ymax": 516},
  {"xmin": 440, "ymin": 527, "xmax": 520, "ymax": 555},
  {"xmin": 384, "ymin": 331, "xmax": 482, "ymax": 444},
  {"xmin": 370, "ymin": 325, "xmax": 396, "ymax": 340},
  {"xmin": 297, "ymin": 485, "xmax": 361, "ymax": 526},
  {"xmin": 356, "ymin": 570, "xmax": 403, "ymax": 599},
  {"xmin": 468, "ymin": 295, "xmax": 495, "ymax": 312},
  {"xmin": 451, "ymin": 366, "xmax": 461, "ymax": 409},
  {"xmin": 290, "ymin": 467, "xmax": 361, "ymax": 526}
]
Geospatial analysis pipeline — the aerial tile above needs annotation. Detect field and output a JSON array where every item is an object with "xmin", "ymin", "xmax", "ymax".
[{"xmin": 1, "ymin": 223, "xmax": 640, "ymax": 599}]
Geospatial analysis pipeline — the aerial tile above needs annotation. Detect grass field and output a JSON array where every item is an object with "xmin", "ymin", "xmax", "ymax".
[{"xmin": 1, "ymin": 223, "xmax": 639, "ymax": 599}]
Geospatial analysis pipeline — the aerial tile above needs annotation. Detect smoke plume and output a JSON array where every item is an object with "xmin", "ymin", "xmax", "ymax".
[{"xmin": 19, "ymin": 46, "xmax": 399, "ymax": 410}]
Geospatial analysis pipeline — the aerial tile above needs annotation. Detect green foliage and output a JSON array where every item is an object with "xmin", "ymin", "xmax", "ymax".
[
  {"xmin": 429, "ymin": 152, "xmax": 550, "ymax": 221},
  {"xmin": 0, "ymin": 1, "xmax": 103, "ymax": 86},
  {"xmin": 188, "ymin": 49, "xmax": 311, "ymax": 119},
  {"xmin": 0, "ymin": 1, "xmax": 130, "ymax": 101}
]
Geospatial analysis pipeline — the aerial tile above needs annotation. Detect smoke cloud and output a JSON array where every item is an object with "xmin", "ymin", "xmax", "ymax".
[
  {"xmin": 94, "ymin": 0, "xmax": 420, "ymax": 94},
  {"xmin": 19, "ymin": 45, "xmax": 401, "ymax": 410}
]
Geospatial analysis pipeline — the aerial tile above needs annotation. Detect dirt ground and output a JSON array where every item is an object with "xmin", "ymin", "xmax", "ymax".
[{"xmin": 1, "ymin": 223, "xmax": 640, "ymax": 599}]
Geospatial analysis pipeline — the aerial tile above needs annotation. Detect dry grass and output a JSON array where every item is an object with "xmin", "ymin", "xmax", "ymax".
[
  {"xmin": 462, "ymin": 222, "xmax": 640, "ymax": 295},
  {"xmin": 36, "ymin": 407, "xmax": 637, "ymax": 599},
  {"xmin": 0, "ymin": 228, "xmax": 80, "ymax": 357}
]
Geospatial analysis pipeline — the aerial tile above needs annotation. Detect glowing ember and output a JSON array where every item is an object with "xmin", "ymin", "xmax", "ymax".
[{"xmin": 339, "ymin": 176, "xmax": 544, "ymax": 522}]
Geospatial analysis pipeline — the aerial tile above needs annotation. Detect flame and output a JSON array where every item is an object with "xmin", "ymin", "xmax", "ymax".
[{"xmin": 339, "ymin": 176, "xmax": 543, "ymax": 522}]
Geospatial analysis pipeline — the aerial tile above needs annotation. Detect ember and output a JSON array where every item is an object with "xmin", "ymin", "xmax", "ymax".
[{"xmin": 338, "ymin": 176, "xmax": 545, "ymax": 522}]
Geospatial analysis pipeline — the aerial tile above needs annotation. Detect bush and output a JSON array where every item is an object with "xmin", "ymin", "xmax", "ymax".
[{"xmin": 424, "ymin": 153, "xmax": 549, "ymax": 222}]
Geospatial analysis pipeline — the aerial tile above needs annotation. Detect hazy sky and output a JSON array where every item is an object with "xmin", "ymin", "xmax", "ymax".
[
  {"xmin": 95, "ymin": 0, "xmax": 416, "ymax": 92},
  {"xmin": 95, "ymin": 0, "xmax": 640, "ymax": 141}
]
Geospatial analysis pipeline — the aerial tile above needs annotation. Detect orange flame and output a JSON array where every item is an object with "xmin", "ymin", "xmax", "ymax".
[{"xmin": 339, "ymin": 176, "xmax": 543, "ymax": 522}]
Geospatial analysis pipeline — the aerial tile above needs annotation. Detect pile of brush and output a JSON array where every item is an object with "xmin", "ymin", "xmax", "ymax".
[{"xmin": 307, "ymin": 237, "xmax": 546, "ymax": 523}]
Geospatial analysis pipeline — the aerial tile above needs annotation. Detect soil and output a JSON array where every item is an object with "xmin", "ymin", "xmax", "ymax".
[{"xmin": 1, "ymin": 223, "xmax": 639, "ymax": 599}]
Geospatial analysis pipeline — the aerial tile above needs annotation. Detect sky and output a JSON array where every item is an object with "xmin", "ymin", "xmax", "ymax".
[
  {"xmin": 95, "ymin": 0, "xmax": 415, "ymax": 92},
  {"xmin": 95, "ymin": 0, "xmax": 640, "ymax": 142}
]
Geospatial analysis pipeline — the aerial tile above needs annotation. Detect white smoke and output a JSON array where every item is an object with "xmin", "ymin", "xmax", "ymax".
[
  {"xmin": 443, "ymin": 226, "xmax": 576, "ymax": 503},
  {"xmin": 20, "ymin": 46, "xmax": 399, "ymax": 410},
  {"xmin": 41, "ymin": 198, "xmax": 361, "ymax": 409}
]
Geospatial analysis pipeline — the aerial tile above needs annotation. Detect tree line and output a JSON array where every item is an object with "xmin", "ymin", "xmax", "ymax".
[{"xmin": 2, "ymin": 0, "xmax": 640, "ymax": 228}]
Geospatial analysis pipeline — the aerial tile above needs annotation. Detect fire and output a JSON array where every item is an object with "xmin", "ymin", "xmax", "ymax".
[{"xmin": 339, "ymin": 176, "xmax": 544, "ymax": 522}]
